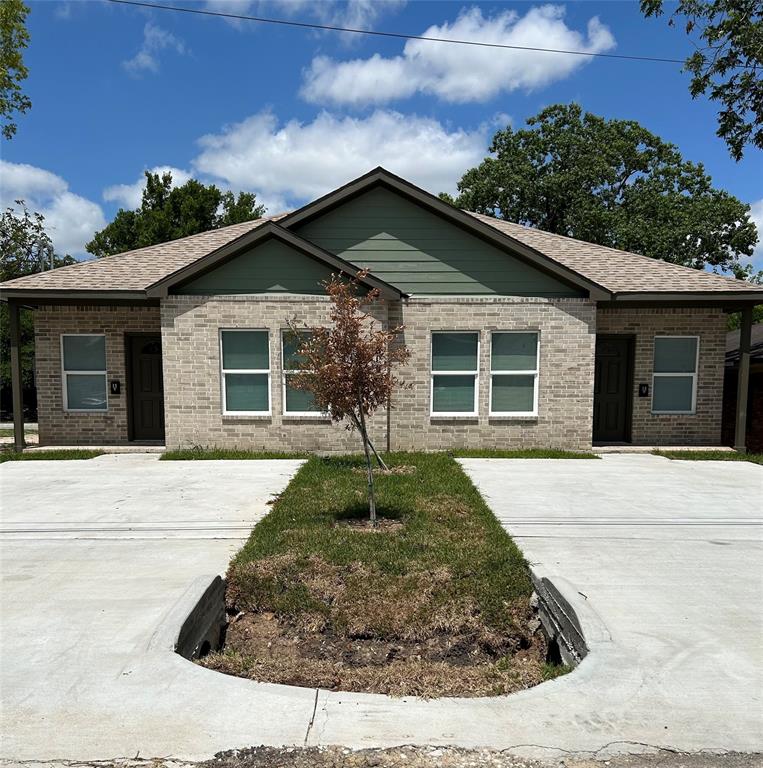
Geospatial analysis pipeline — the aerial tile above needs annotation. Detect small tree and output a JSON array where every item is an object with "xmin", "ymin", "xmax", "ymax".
[{"xmin": 287, "ymin": 272, "xmax": 410, "ymax": 526}]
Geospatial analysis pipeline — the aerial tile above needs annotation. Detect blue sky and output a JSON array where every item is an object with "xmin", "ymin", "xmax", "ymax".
[{"xmin": 2, "ymin": 0, "xmax": 761, "ymax": 270}]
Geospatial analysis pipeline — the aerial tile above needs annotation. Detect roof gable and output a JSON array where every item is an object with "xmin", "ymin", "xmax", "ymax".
[{"xmin": 294, "ymin": 185, "xmax": 584, "ymax": 297}]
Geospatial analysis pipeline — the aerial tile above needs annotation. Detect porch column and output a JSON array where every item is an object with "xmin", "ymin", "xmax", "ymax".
[
  {"xmin": 733, "ymin": 305, "xmax": 753, "ymax": 453},
  {"xmin": 8, "ymin": 300, "xmax": 25, "ymax": 452}
]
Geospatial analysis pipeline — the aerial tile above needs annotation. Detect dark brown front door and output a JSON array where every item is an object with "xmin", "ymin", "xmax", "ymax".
[
  {"xmin": 593, "ymin": 336, "xmax": 632, "ymax": 443},
  {"xmin": 128, "ymin": 335, "xmax": 164, "ymax": 441}
]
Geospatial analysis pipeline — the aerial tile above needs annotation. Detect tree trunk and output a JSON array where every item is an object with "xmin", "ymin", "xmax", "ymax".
[
  {"xmin": 365, "ymin": 433, "xmax": 389, "ymax": 471},
  {"xmin": 357, "ymin": 402, "xmax": 377, "ymax": 526},
  {"xmin": 349, "ymin": 411, "xmax": 387, "ymax": 470}
]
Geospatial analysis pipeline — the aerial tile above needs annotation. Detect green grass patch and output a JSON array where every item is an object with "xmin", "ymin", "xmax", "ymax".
[
  {"xmin": 653, "ymin": 449, "xmax": 763, "ymax": 465},
  {"xmin": 203, "ymin": 452, "xmax": 554, "ymax": 697},
  {"xmin": 452, "ymin": 448, "xmax": 598, "ymax": 459},
  {"xmin": 161, "ymin": 447, "xmax": 307, "ymax": 461},
  {"xmin": 0, "ymin": 449, "xmax": 104, "ymax": 463}
]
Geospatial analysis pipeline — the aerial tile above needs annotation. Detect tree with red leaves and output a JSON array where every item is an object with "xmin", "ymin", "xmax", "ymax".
[{"xmin": 287, "ymin": 272, "xmax": 410, "ymax": 525}]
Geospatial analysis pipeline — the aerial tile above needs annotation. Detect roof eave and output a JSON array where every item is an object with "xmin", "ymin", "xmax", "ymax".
[
  {"xmin": 609, "ymin": 290, "xmax": 763, "ymax": 304},
  {"xmin": 0, "ymin": 288, "xmax": 150, "ymax": 302}
]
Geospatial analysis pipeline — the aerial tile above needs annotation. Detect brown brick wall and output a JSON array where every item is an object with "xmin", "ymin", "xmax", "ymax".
[
  {"xmin": 161, "ymin": 295, "xmax": 597, "ymax": 452},
  {"xmin": 389, "ymin": 297, "xmax": 597, "ymax": 451},
  {"xmin": 160, "ymin": 295, "xmax": 389, "ymax": 452},
  {"xmin": 596, "ymin": 307, "xmax": 726, "ymax": 445},
  {"xmin": 34, "ymin": 305, "xmax": 160, "ymax": 445}
]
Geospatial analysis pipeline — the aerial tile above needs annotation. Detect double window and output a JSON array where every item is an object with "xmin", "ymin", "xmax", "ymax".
[
  {"xmin": 430, "ymin": 332, "xmax": 479, "ymax": 415},
  {"xmin": 652, "ymin": 336, "xmax": 699, "ymax": 414},
  {"xmin": 282, "ymin": 331, "xmax": 320, "ymax": 415},
  {"xmin": 61, "ymin": 334, "xmax": 107, "ymax": 412},
  {"xmin": 490, "ymin": 331, "xmax": 539, "ymax": 416},
  {"xmin": 220, "ymin": 330, "xmax": 270, "ymax": 415}
]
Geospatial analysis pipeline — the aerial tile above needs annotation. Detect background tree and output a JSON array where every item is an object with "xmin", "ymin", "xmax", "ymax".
[
  {"xmin": 640, "ymin": 0, "xmax": 763, "ymax": 161},
  {"xmin": 445, "ymin": 104, "xmax": 758, "ymax": 278},
  {"xmin": 86, "ymin": 171, "xmax": 266, "ymax": 258},
  {"xmin": 0, "ymin": 0, "xmax": 31, "ymax": 140},
  {"xmin": 0, "ymin": 203, "xmax": 74, "ymax": 413},
  {"xmin": 287, "ymin": 273, "xmax": 410, "ymax": 525}
]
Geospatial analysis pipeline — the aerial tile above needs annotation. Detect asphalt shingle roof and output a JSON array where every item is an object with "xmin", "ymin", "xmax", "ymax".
[
  {"xmin": 467, "ymin": 213, "xmax": 759, "ymax": 295},
  {"xmin": 1, "ymin": 207, "xmax": 760, "ymax": 298}
]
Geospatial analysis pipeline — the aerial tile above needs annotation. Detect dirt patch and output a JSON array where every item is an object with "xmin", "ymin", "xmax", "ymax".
[
  {"xmin": 202, "ymin": 554, "xmax": 550, "ymax": 697},
  {"xmin": 351, "ymin": 464, "xmax": 417, "ymax": 476},
  {"xmin": 334, "ymin": 518, "xmax": 404, "ymax": 533}
]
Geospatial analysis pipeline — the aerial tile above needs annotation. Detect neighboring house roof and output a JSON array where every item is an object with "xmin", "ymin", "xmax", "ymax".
[
  {"xmin": 725, "ymin": 323, "xmax": 763, "ymax": 365},
  {"xmin": 1, "ymin": 167, "xmax": 762, "ymax": 303}
]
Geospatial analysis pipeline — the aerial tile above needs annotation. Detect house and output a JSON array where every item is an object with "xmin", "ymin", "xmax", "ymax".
[
  {"xmin": 2, "ymin": 168, "xmax": 761, "ymax": 453},
  {"xmin": 722, "ymin": 323, "xmax": 763, "ymax": 452}
]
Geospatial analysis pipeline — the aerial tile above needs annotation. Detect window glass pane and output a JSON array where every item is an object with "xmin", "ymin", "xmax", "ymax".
[
  {"xmin": 66, "ymin": 374, "xmax": 106, "ymax": 410},
  {"xmin": 222, "ymin": 331, "xmax": 268, "ymax": 370},
  {"xmin": 492, "ymin": 333, "xmax": 537, "ymax": 371},
  {"xmin": 432, "ymin": 333, "xmax": 478, "ymax": 371},
  {"xmin": 225, "ymin": 373, "xmax": 269, "ymax": 412},
  {"xmin": 282, "ymin": 331, "xmax": 311, "ymax": 371},
  {"xmin": 654, "ymin": 337, "xmax": 697, "ymax": 373},
  {"xmin": 653, "ymin": 376, "xmax": 694, "ymax": 412},
  {"xmin": 63, "ymin": 336, "xmax": 105, "ymax": 371},
  {"xmin": 285, "ymin": 375, "xmax": 319, "ymax": 412},
  {"xmin": 432, "ymin": 374, "xmax": 475, "ymax": 412},
  {"xmin": 491, "ymin": 375, "xmax": 535, "ymax": 412}
]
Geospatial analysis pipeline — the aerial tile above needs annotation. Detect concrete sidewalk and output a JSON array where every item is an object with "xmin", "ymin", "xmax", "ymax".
[{"xmin": 1, "ymin": 454, "xmax": 761, "ymax": 763}]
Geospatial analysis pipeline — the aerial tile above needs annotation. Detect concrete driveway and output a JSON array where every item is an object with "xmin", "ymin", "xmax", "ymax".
[
  {"xmin": 1, "ymin": 453, "xmax": 761, "ymax": 763},
  {"xmin": 0, "ymin": 454, "xmax": 310, "ymax": 761}
]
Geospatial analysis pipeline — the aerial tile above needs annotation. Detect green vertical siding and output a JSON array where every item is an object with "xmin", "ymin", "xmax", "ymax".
[
  {"xmin": 296, "ymin": 186, "xmax": 582, "ymax": 296},
  {"xmin": 173, "ymin": 238, "xmax": 335, "ymax": 295}
]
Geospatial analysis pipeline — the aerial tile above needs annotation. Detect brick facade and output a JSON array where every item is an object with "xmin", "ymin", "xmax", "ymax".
[
  {"xmin": 596, "ymin": 307, "xmax": 727, "ymax": 445},
  {"xmin": 34, "ymin": 305, "xmax": 160, "ymax": 445},
  {"xmin": 33, "ymin": 299, "xmax": 728, "ymax": 450}
]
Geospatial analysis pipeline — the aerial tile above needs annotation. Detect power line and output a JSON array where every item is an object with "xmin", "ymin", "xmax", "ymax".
[{"xmin": 107, "ymin": 0, "xmax": 687, "ymax": 65}]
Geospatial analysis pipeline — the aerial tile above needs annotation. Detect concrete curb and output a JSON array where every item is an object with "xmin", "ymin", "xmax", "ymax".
[{"xmin": 147, "ymin": 574, "xmax": 226, "ymax": 659}]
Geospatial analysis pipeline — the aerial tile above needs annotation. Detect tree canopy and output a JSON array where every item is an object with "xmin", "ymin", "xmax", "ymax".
[
  {"xmin": 0, "ymin": 0, "xmax": 31, "ymax": 140},
  {"xmin": 640, "ymin": 0, "xmax": 763, "ymax": 161},
  {"xmin": 445, "ymin": 104, "xmax": 759, "ymax": 279},
  {"xmin": 288, "ymin": 273, "xmax": 410, "ymax": 524},
  {"xmin": 86, "ymin": 171, "xmax": 266, "ymax": 258}
]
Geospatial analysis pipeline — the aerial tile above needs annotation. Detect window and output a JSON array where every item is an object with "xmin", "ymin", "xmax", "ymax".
[
  {"xmin": 61, "ymin": 334, "xmax": 107, "ymax": 412},
  {"xmin": 490, "ymin": 331, "xmax": 539, "ymax": 416},
  {"xmin": 430, "ymin": 332, "xmax": 479, "ymax": 416},
  {"xmin": 220, "ymin": 330, "xmax": 270, "ymax": 415},
  {"xmin": 282, "ymin": 330, "xmax": 320, "ymax": 415},
  {"xmin": 652, "ymin": 336, "xmax": 699, "ymax": 414}
]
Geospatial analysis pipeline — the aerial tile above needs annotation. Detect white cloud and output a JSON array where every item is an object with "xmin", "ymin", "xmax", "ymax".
[
  {"xmin": 192, "ymin": 109, "xmax": 488, "ymax": 207},
  {"xmin": 0, "ymin": 161, "xmax": 106, "ymax": 257},
  {"xmin": 103, "ymin": 166, "xmax": 192, "ymax": 209},
  {"xmin": 301, "ymin": 5, "xmax": 616, "ymax": 107},
  {"xmin": 750, "ymin": 199, "xmax": 763, "ymax": 271},
  {"xmin": 123, "ymin": 22, "xmax": 186, "ymax": 74},
  {"xmin": 202, "ymin": 0, "xmax": 405, "ymax": 37}
]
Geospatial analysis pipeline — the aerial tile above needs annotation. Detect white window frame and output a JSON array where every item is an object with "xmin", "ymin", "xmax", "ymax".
[
  {"xmin": 281, "ymin": 330, "xmax": 323, "ymax": 417},
  {"xmin": 220, "ymin": 328, "xmax": 271, "ymax": 416},
  {"xmin": 60, "ymin": 334, "xmax": 108, "ymax": 413},
  {"xmin": 430, "ymin": 331, "xmax": 480, "ymax": 417},
  {"xmin": 489, "ymin": 330, "xmax": 540, "ymax": 417},
  {"xmin": 651, "ymin": 335, "xmax": 700, "ymax": 415}
]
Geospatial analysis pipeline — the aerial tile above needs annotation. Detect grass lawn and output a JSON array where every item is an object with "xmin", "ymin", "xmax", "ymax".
[
  {"xmin": 161, "ymin": 448, "xmax": 307, "ymax": 460},
  {"xmin": 653, "ymin": 449, "xmax": 763, "ymax": 465},
  {"xmin": 0, "ymin": 449, "xmax": 104, "ymax": 463},
  {"xmin": 453, "ymin": 448, "xmax": 598, "ymax": 459},
  {"xmin": 202, "ymin": 452, "xmax": 557, "ymax": 698}
]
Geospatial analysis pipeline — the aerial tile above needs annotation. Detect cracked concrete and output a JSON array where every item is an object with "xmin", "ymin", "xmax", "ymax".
[{"xmin": 1, "ymin": 454, "xmax": 761, "ymax": 764}]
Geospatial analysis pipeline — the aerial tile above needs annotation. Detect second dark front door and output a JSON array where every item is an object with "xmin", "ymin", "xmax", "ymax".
[
  {"xmin": 128, "ymin": 335, "xmax": 164, "ymax": 441},
  {"xmin": 593, "ymin": 336, "xmax": 632, "ymax": 443}
]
